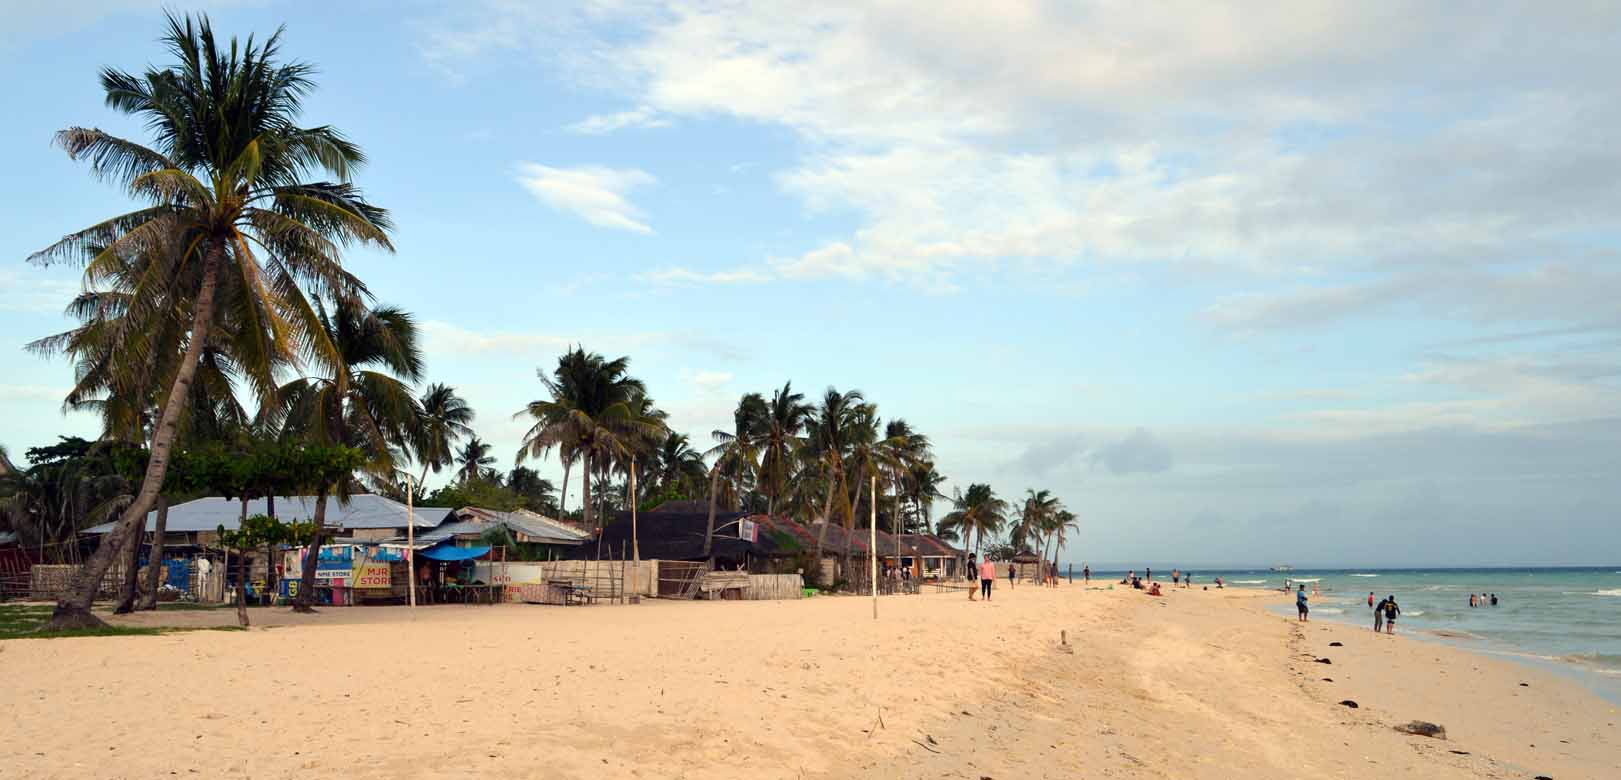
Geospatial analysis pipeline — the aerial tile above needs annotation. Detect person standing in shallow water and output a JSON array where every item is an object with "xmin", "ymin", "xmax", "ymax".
[
  {"xmin": 1381, "ymin": 596, "xmax": 1400, "ymax": 634},
  {"xmin": 1373, "ymin": 596, "xmax": 1384, "ymax": 632}
]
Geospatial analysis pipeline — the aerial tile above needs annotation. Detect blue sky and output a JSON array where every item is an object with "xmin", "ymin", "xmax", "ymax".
[{"xmin": 3, "ymin": 1, "xmax": 1619, "ymax": 567}]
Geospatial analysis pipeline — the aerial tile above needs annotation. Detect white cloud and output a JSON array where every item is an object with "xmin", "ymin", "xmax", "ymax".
[
  {"xmin": 513, "ymin": 163, "xmax": 656, "ymax": 234},
  {"xmin": 431, "ymin": 1, "xmax": 1621, "ymax": 326},
  {"xmin": 690, "ymin": 370, "xmax": 733, "ymax": 391},
  {"xmin": 0, "ymin": 384, "xmax": 68, "ymax": 403},
  {"xmin": 1, "ymin": 0, "xmax": 253, "ymax": 55},
  {"xmin": 566, "ymin": 105, "xmax": 671, "ymax": 134},
  {"xmin": 0, "ymin": 269, "xmax": 80, "ymax": 314},
  {"xmin": 639, "ymin": 266, "xmax": 771, "ymax": 286}
]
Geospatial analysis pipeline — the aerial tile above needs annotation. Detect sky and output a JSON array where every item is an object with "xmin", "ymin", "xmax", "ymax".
[{"xmin": 2, "ymin": 1, "xmax": 1619, "ymax": 568}]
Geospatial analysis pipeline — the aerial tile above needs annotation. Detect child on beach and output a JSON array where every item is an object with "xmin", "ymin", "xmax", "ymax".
[{"xmin": 1296, "ymin": 584, "xmax": 1309, "ymax": 621}]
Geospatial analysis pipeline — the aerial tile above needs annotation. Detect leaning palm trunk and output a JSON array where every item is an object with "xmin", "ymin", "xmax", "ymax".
[
  {"xmin": 137, "ymin": 496, "xmax": 169, "ymax": 610},
  {"xmin": 812, "ymin": 471, "xmax": 836, "ymax": 564},
  {"xmin": 293, "ymin": 487, "xmax": 329, "ymax": 613},
  {"xmin": 559, "ymin": 459, "xmax": 571, "ymax": 516},
  {"xmin": 44, "ymin": 248, "xmax": 221, "ymax": 631}
]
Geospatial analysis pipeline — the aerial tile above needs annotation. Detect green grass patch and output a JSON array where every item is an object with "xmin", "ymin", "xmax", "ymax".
[{"xmin": 0, "ymin": 603, "xmax": 244, "ymax": 640}]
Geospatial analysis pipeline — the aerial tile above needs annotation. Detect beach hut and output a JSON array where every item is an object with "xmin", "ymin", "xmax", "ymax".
[{"xmin": 892, "ymin": 534, "xmax": 967, "ymax": 581}]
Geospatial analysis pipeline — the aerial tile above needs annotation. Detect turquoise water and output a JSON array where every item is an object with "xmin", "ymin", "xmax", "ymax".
[{"xmin": 1171, "ymin": 567, "xmax": 1621, "ymax": 691}]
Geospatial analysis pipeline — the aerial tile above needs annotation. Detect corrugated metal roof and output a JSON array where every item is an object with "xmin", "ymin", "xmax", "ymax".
[
  {"xmin": 82, "ymin": 495, "xmax": 455, "ymax": 535},
  {"xmin": 451, "ymin": 507, "xmax": 592, "ymax": 545}
]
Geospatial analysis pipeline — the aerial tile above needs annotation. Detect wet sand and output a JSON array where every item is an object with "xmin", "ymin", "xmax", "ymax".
[{"xmin": 0, "ymin": 583, "xmax": 1614, "ymax": 779}]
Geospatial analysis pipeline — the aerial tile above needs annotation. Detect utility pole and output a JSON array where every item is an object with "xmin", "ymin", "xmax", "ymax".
[
  {"xmin": 870, "ymin": 474, "xmax": 878, "ymax": 620},
  {"xmin": 406, "ymin": 474, "xmax": 416, "ymax": 608}
]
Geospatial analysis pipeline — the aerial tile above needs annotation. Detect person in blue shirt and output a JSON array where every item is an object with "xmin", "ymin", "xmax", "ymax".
[{"xmin": 1296, "ymin": 583, "xmax": 1309, "ymax": 621}]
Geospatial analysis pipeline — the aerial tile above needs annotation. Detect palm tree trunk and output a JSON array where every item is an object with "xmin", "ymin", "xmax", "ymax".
[
  {"xmin": 293, "ymin": 486, "xmax": 328, "ymax": 613},
  {"xmin": 234, "ymin": 549, "xmax": 250, "ymax": 628},
  {"xmin": 702, "ymin": 459, "xmax": 723, "ymax": 564},
  {"xmin": 812, "ymin": 468, "xmax": 835, "ymax": 563},
  {"xmin": 581, "ymin": 452, "xmax": 594, "ymax": 529},
  {"xmin": 842, "ymin": 472, "xmax": 865, "ymax": 578},
  {"xmin": 136, "ymin": 496, "xmax": 169, "ymax": 610},
  {"xmin": 559, "ymin": 458, "xmax": 572, "ymax": 516},
  {"xmin": 112, "ymin": 516, "xmax": 143, "ymax": 614},
  {"xmin": 45, "ymin": 246, "xmax": 222, "ymax": 631}
]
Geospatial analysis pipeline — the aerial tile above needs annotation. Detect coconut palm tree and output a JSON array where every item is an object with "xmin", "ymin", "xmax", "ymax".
[
  {"xmin": 273, "ymin": 298, "xmax": 420, "ymax": 611},
  {"xmin": 649, "ymin": 432, "xmax": 707, "ymax": 500},
  {"xmin": 506, "ymin": 466, "xmax": 558, "ymax": 514},
  {"xmin": 514, "ymin": 347, "xmax": 660, "ymax": 529},
  {"xmin": 759, "ymin": 381, "xmax": 813, "ymax": 517},
  {"xmin": 807, "ymin": 387, "xmax": 865, "ymax": 564},
  {"xmin": 905, "ymin": 460, "xmax": 948, "ymax": 534},
  {"xmin": 27, "ymin": 13, "xmax": 392, "ymax": 629},
  {"xmin": 456, "ymin": 437, "xmax": 496, "ymax": 485},
  {"xmin": 1044, "ymin": 508, "xmax": 1078, "ymax": 581},
  {"xmin": 838, "ymin": 403, "xmax": 885, "ymax": 571},
  {"xmin": 938, "ymin": 483, "xmax": 1008, "ymax": 560},
  {"xmin": 703, "ymin": 393, "xmax": 767, "ymax": 560},
  {"xmin": 878, "ymin": 419, "xmax": 931, "ymax": 534},
  {"xmin": 1013, "ymin": 489, "xmax": 1060, "ymax": 554},
  {"xmin": 412, "ymin": 383, "xmax": 474, "ymax": 487}
]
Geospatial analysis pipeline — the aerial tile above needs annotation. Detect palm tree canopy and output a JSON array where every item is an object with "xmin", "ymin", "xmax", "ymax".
[
  {"xmin": 30, "ymin": 13, "xmax": 395, "ymax": 411},
  {"xmin": 456, "ymin": 436, "xmax": 495, "ymax": 484},
  {"xmin": 412, "ymin": 383, "xmax": 474, "ymax": 478}
]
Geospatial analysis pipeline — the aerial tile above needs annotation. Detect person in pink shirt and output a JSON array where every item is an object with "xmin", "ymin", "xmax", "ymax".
[{"xmin": 979, "ymin": 558, "xmax": 997, "ymax": 601}]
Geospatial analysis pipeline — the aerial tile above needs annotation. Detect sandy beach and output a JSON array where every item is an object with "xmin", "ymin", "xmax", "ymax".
[{"xmin": 1, "ymin": 584, "xmax": 1615, "ymax": 779}]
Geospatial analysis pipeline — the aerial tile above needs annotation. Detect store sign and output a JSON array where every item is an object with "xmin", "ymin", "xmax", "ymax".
[{"xmin": 353, "ymin": 561, "xmax": 391, "ymax": 588}]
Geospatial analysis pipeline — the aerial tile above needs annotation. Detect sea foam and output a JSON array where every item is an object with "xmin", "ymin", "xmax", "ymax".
[{"xmin": 1592, "ymin": 588, "xmax": 1621, "ymax": 597}]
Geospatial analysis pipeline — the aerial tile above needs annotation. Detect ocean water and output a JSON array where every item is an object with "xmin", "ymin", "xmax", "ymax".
[{"xmin": 1175, "ymin": 567, "xmax": 1621, "ymax": 691}]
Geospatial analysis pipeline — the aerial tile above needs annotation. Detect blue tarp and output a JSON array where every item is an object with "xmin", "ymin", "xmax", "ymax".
[{"xmin": 418, "ymin": 544, "xmax": 491, "ymax": 562}]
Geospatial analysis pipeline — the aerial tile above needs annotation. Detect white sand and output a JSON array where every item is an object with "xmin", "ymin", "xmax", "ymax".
[{"xmin": 1, "ymin": 583, "xmax": 1615, "ymax": 778}]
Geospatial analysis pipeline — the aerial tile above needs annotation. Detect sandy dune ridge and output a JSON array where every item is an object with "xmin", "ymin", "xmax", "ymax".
[{"xmin": 1, "ymin": 584, "xmax": 1614, "ymax": 778}]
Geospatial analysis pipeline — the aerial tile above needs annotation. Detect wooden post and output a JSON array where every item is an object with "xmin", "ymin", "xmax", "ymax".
[
  {"xmin": 870, "ymin": 474, "xmax": 878, "ymax": 620},
  {"xmin": 406, "ymin": 474, "xmax": 416, "ymax": 608}
]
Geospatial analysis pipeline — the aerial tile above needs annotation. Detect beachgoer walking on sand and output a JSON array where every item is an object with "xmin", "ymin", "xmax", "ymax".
[
  {"xmin": 1184, "ymin": 572, "xmax": 1192, "ymax": 588},
  {"xmin": 1083, "ymin": 564, "xmax": 1090, "ymax": 583},
  {"xmin": 1296, "ymin": 584, "xmax": 1309, "ymax": 621},
  {"xmin": 979, "ymin": 558, "xmax": 996, "ymax": 601},
  {"xmin": 1172, "ymin": 569, "xmax": 1180, "ymax": 585},
  {"xmin": 967, "ymin": 555, "xmax": 978, "ymax": 601},
  {"xmin": 1381, "ymin": 596, "xmax": 1400, "ymax": 634},
  {"xmin": 1373, "ymin": 596, "xmax": 1385, "ymax": 632},
  {"xmin": 1146, "ymin": 567, "xmax": 1152, "ymax": 582},
  {"xmin": 1008, "ymin": 563, "xmax": 1017, "ymax": 589}
]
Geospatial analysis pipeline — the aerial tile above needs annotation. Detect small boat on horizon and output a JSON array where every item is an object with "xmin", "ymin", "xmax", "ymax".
[{"xmin": 1270, "ymin": 565, "xmax": 1295, "ymax": 572}]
